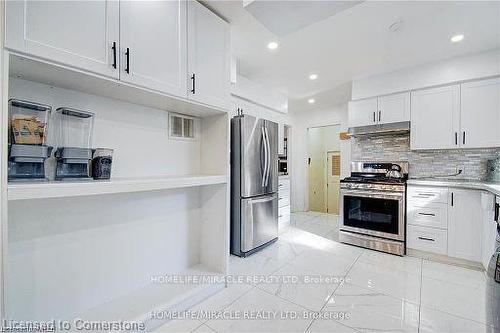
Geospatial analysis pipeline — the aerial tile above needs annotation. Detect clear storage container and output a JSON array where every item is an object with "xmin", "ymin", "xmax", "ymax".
[
  {"xmin": 9, "ymin": 99, "xmax": 51, "ymax": 145},
  {"xmin": 56, "ymin": 107, "xmax": 94, "ymax": 148}
]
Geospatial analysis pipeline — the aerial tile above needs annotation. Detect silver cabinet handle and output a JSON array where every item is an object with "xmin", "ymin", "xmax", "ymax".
[{"xmin": 418, "ymin": 212, "xmax": 436, "ymax": 217}]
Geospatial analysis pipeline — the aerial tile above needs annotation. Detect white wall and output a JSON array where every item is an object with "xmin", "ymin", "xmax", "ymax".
[
  {"xmin": 230, "ymin": 95, "xmax": 291, "ymax": 125},
  {"xmin": 231, "ymin": 75, "xmax": 288, "ymax": 113},
  {"xmin": 352, "ymin": 49, "xmax": 500, "ymax": 100},
  {"xmin": 289, "ymin": 104, "xmax": 350, "ymax": 212}
]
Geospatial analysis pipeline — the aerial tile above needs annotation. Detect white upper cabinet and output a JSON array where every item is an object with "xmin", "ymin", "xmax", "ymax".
[
  {"xmin": 120, "ymin": 0, "xmax": 187, "ymax": 97},
  {"xmin": 447, "ymin": 189, "xmax": 482, "ymax": 262},
  {"xmin": 348, "ymin": 98, "xmax": 377, "ymax": 128},
  {"xmin": 377, "ymin": 92, "xmax": 410, "ymax": 125},
  {"xmin": 460, "ymin": 77, "xmax": 500, "ymax": 149},
  {"xmin": 348, "ymin": 93, "xmax": 409, "ymax": 128},
  {"xmin": 187, "ymin": 1, "xmax": 230, "ymax": 110},
  {"xmin": 410, "ymin": 85, "xmax": 460, "ymax": 150},
  {"xmin": 6, "ymin": 1, "xmax": 119, "ymax": 79}
]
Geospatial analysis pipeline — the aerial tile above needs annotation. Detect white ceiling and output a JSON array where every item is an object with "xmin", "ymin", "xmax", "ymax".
[
  {"xmin": 243, "ymin": 1, "xmax": 363, "ymax": 37},
  {"xmin": 205, "ymin": 1, "xmax": 500, "ymax": 111}
]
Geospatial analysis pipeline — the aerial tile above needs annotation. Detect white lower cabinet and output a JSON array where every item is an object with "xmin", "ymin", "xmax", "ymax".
[
  {"xmin": 447, "ymin": 189, "xmax": 483, "ymax": 262},
  {"xmin": 407, "ymin": 185, "xmax": 486, "ymax": 263},
  {"xmin": 407, "ymin": 225, "xmax": 448, "ymax": 255},
  {"xmin": 278, "ymin": 178, "xmax": 291, "ymax": 230}
]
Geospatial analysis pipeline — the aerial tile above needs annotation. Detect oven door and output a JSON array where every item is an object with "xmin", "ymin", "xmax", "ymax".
[{"xmin": 340, "ymin": 189, "xmax": 405, "ymax": 241}]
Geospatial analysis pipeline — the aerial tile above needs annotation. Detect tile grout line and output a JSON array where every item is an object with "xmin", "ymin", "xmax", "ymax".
[{"xmin": 304, "ymin": 249, "xmax": 365, "ymax": 332}]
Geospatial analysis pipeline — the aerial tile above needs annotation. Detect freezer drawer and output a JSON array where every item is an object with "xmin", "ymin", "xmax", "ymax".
[{"xmin": 241, "ymin": 193, "xmax": 278, "ymax": 253}]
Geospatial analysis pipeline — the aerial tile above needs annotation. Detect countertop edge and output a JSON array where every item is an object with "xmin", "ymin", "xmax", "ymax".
[{"xmin": 407, "ymin": 179, "xmax": 500, "ymax": 197}]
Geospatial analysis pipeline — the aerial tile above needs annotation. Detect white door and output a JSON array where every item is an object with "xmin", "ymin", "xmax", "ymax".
[
  {"xmin": 348, "ymin": 98, "xmax": 378, "ymax": 128},
  {"xmin": 448, "ymin": 189, "xmax": 482, "ymax": 262},
  {"xmin": 460, "ymin": 78, "xmax": 500, "ymax": 149},
  {"xmin": 5, "ymin": 0, "xmax": 119, "ymax": 78},
  {"xmin": 188, "ymin": 1, "xmax": 230, "ymax": 110},
  {"xmin": 378, "ymin": 92, "xmax": 410, "ymax": 125},
  {"xmin": 410, "ymin": 85, "xmax": 460, "ymax": 150},
  {"xmin": 327, "ymin": 151, "xmax": 341, "ymax": 215},
  {"xmin": 308, "ymin": 128, "xmax": 327, "ymax": 213},
  {"xmin": 120, "ymin": 1, "xmax": 187, "ymax": 97}
]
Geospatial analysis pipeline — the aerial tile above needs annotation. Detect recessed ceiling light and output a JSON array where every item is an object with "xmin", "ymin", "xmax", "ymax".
[
  {"xmin": 308, "ymin": 98, "xmax": 315, "ymax": 104},
  {"xmin": 267, "ymin": 41, "xmax": 279, "ymax": 50},
  {"xmin": 451, "ymin": 34, "xmax": 464, "ymax": 43},
  {"xmin": 309, "ymin": 74, "xmax": 318, "ymax": 80}
]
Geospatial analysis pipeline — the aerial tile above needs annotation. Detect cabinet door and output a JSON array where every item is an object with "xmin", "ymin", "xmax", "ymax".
[
  {"xmin": 120, "ymin": 1, "xmax": 187, "ymax": 97},
  {"xmin": 460, "ymin": 78, "xmax": 500, "ymax": 148},
  {"xmin": 448, "ymin": 189, "xmax": 482, "ymax": 262},
  {"xmin": 188, "ymin": 1, "xmax": 230, "ymax": 110},
  {"xmin": 378, "ymin": 92, "xmax": 410, "ymax": 124},
  {"xmin": 5, "ymin": 1, "xmax": 119, "ymax": 78},
  {"xmin": 410, "ymin": 85, "xmax": 460, "ymax": 150},
  {"xmin": 278, "ymin": 123, "xmax": 285, "ymax": 155},
  {"xmin": 348, "ymin": 98, "xmax": 377, "ymax": 127}
]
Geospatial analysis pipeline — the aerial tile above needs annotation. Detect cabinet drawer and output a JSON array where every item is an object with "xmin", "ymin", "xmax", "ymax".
[
  {"xmin": 278, "ymin": 187, "xmax": 290, "ymax": 199},
  {"xmin": 278, "ymin": 196, "xmax": 290, "ymax": 208},
  {"xmin": 278, "ymin": 178, "xmax": 290, "ymax": 190},
  {"xmin": 407, "ymin": 202, "xmax": 447, "ymax": 229},
  {"xmin": 279, "ymin": 205, "xmax": 290, "ymax": 219},
  {"xmin": 408, "ymin": 186, "xmax": 449, "ymax": 204},
  {"xmin": 407, "ymin": 225, "xmax": 448, "ymax": 255}
]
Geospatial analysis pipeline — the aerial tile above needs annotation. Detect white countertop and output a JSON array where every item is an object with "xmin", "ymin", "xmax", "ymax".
[{"xmin": 407, "ymin": 178, "xmax": 500, "ymax": 196}]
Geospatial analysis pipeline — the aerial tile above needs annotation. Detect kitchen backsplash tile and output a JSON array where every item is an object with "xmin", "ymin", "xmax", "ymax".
[{"xmin": 351, "ymin": 133, "xmax": 500, "ymax": 180}]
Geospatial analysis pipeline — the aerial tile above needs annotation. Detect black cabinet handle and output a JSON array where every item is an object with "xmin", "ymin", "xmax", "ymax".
[
  {"xmin": 191, "ymin": 74, "xmax": 196, "ymax": 94},
  {"xmin": 378, "ymin": 110, "xmax": 381, "ymax": 122},
  {"xmin": 495, "ymin": 203, "xmax": 499, "ymax": 222},
  {"xmin": 463, "ymin": 131, "xmax": 466, "ymax": 145},
  {"xmin": 418, "ymin": 212, "xmax": 436, "ymax": 217},
  {"xmin": 455, "ymin": 132, "xmax": 458, "ymax": 145},
  {"xmin": 418, "ymin": 236, "xmax": 435, "ymax": 242},
  {"xmin": 451, "ymin": 192, "xmax": 454, "ymax": 206},
  {"xmin": 111, "ymin": 42, "xmax": 117, "ymax": 69},
  {"xmin": 125, "ymin": 47, "xmax": 130, "ymax": 74},
  {"xmin": 373, "ymin": 111, "xmax": 376, "ymax": 123}
]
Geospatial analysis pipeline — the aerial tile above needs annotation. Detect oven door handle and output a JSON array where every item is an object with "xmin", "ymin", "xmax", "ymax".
[{"xmin": 340, "ymin": 189, "xmax": 404, "ymax": 200}]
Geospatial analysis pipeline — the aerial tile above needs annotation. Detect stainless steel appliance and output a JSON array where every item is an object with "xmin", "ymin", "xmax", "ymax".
[
  {"xmin": 486, "ymin": 195, "xmax": 500, "ymax": 328},
  {"xmin": 339, "ymin": 161, "xmax": 409, "ymax": 256},
  {"xmin": 231, "ymin": 114, "xmax": 279, "ymax": 257}
]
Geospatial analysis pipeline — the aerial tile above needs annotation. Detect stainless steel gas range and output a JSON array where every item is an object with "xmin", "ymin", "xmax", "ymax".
[{"xmin": 339, "ymin": 161, "xmax": 409, "ymax": 256}]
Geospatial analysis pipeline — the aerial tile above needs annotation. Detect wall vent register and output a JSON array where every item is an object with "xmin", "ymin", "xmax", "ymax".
[{"xmin": 169, "ymin": 114, "xmax": 196, "ymax": 139}]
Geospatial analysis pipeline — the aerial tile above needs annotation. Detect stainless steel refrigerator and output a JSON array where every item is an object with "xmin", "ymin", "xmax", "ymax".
[{"xmin": 231, "ymin": 114, "xmax": 278, "ymax": 257}]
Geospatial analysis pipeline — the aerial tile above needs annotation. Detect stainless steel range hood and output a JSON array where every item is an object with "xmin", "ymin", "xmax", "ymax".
[{"xmin": 348, "ymin": 121, "xmax": 410, "ymax": 137}]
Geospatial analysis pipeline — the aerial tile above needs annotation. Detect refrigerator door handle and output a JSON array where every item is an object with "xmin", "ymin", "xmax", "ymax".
[
  {"xmin": 261, "ymin": 126, "xmax": 268, "ymax": 187},
  {"xmin": 264, "ymin": 126, "xmax": 271, "ymax": 187}
]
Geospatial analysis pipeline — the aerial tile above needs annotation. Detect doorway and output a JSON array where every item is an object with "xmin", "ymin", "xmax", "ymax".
[{"xmin": 307, "ymin": 125, "xmax": 341, "ymax": 214}]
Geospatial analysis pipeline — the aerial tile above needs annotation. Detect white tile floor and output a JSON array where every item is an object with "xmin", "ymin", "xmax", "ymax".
[{"xmin": 156, "ymin": 212, "xmax": 499, "ymax": 333}]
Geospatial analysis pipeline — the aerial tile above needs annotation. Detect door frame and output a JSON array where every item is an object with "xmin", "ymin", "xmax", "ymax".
[{"xmin": 306, "ymin": 122, "xmax": 342, "ymax": 213}]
